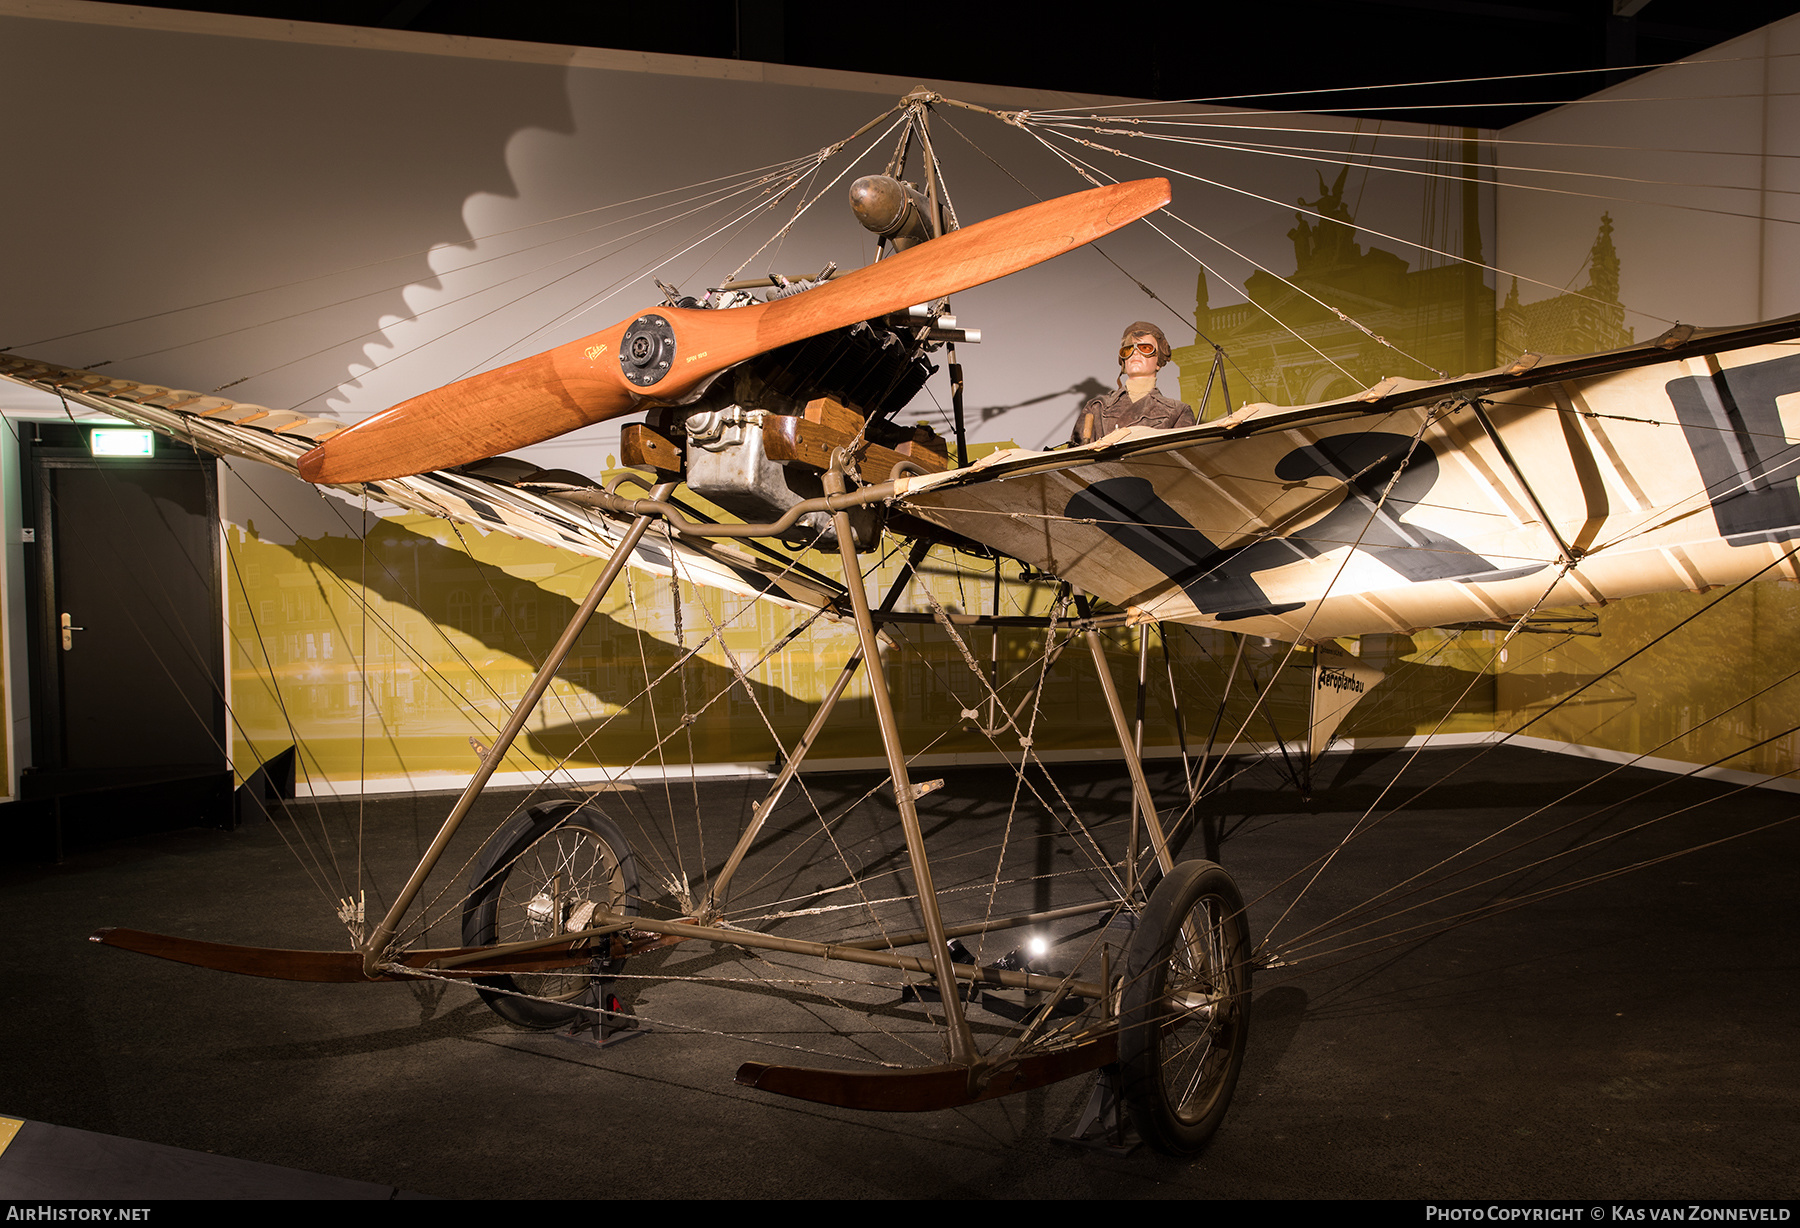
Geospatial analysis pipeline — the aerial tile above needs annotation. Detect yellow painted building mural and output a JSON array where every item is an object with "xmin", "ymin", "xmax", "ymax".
[
  {"xmin": 1485, "ymin": 216, "xmax": 1800, "ymax": 783},
  {"xmin": 223, "ymin": 491, "xmax": 1508, "ymax": 792},
  {"xmin": 1173, "ymin": 151, "xmax": 1496, "ymax": 419},
  {"xmin": 1495, "ymin": 584, "xmax": 1800, "ymax": 780},
  {"xmin": 214, "ymin": 157, "xmax": 1518, "ymax": 793}
]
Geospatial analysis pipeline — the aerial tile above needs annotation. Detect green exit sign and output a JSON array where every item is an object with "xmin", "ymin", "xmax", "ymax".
[{"xmin": 89, "ymin": 428, "xmax": 155, "ymax": 457}]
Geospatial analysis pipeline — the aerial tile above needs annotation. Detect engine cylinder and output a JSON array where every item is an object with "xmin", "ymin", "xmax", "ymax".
[{"xmin": 849, "ymin": 175, "xmax": 934, "ymax": 251}]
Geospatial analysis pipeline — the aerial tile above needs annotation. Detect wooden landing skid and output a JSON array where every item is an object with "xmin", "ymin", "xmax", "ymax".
[
  {"xmin": 89, "ymin": 926, "xmax": 605, "ymax": 983},
  {"xmin": 735, "ymin": 1032, "xmax": 1118, "ymax": 1111},
  {"xmin": 97, "ymin": 926, "xmax": 1120, "ymax": 1110}
]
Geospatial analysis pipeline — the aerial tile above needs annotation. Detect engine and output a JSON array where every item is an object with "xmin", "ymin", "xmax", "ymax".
[{"xmin": 623, "ymin": 279, "xmax": 962, "ymax": 552}]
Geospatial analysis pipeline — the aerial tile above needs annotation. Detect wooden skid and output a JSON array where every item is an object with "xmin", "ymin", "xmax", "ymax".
[
  {"xmin": 90, "ymin": 927, "xmax": 600, "ymax": 983},
  {"xmin": 734, "ymin": 1032, "xmax": 1118, "ymax": 1111}
]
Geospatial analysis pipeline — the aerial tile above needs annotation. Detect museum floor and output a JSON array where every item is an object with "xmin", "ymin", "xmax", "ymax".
[{"xmin": 0, "ymin": 745, "xmax": 1794, "ymax": 1200}]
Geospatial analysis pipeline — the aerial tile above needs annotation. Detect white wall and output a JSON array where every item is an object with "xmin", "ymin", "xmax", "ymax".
[
  {"xmin": 1496, "ymin": 14, "xmax": 1800, "ymax": 331},
  {"xmin": 1, "ymin": 1, "xmax": 1466, "ymax": 456},
  {"xmin": 0, "ymin": 0, "xmax": 1487, "ymax": 784}
]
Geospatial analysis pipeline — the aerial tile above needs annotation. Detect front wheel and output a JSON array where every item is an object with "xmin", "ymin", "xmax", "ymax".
[
  {"xmin": 1118, "ymin": 859, "xmax": 1252, "ymax": 1156},
  {"xmin": 461, "ymin": 800, "xmax": 638, "ymax": 1029}
]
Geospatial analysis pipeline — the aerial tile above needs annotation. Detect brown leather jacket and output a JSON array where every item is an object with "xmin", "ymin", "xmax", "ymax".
[{"xmin": 1070, "ymin": 387, "xmax": 1196, "ymax": 445}]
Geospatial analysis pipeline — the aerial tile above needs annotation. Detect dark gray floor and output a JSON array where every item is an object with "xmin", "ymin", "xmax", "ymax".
[
  {"xmin": 0, "ymin": 745, "xmax": 1794, "ymax": 1199},
  {"xmin": 0, "ymin": 1116, "xmax": 426, "ymax": 1199}
]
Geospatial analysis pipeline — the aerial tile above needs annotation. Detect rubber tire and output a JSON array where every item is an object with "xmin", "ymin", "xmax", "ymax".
[
  {"xmin": 461, "ymin": 800, "xmax": 638, "ymax": 1029},
  {"xmin": 1118, "ymin": 859, "xmax": 1252, "ymax": 1156}
]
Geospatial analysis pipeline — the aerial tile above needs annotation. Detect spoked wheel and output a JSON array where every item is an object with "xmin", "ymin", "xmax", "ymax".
[
  {"xmin": 1118, "ymin": 859, "xmax": 1252, "ymax": 1156},
  {"xmin": 461, "ymin": 800, "xmax": 639, "ymax": 1029}
]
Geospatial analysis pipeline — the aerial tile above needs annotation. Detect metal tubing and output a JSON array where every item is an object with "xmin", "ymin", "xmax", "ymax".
[
  {"xmin": 979, "ymin": 629, "xmax": 1075, "ymax": 738},
  {"xmin": 360, "ymin": 486, "xmax": 675, "ymax": 976},
  {"xmin": 987, "ymin": 557, "xmax": 1001, "ymax": 732},
  {"xmin": 700, "ymin": 648, "xmax": 863, "ymax": 916},
  {"xmin": 1470, "ymin": 401, "xmax": 1580, "ymax": 564},
  {"xmin": 1126, "ymin": 625, "xmax": 1150, "ymax": 892},
  {"xmin": 950, "ymin": 351, "xmax": 969, "ymax": 469},
  {"xmin": 1252, "ymin": 657, "xmax": 1305, "ymax": 794},
  {"xmin": 868, "ymin": 609, "xmax": 1103, "ymax": 630},
  {"xmin": 1134, "ymin": 625, "xmax": 1150, "ymax": 755},
  {"xmin": 1158, "ymin": 626, "xmax": 1195, "ymax": 803},
  {"xmin": 514, "ymin": 911, "xmax": 1106, "ymax": 1000},
  {"xmin": 430, "ymin": 896, "xmax": 1120, "ymax": 975},
  {"xmin": 700, "ymin": 538, "xmax": 932, "ymax": 916},
  {"xmin": 829, "ymin": 472, "xmax": 977, "ymax": 1066},
  {"xmin": 837, "ymin": 899, "xmax": 1120, "ymax": 951},
  {"xmin": 576, "ymin": 480, "xmax": 895, "ymax": 540},
  {"xmin": 916, "ymin": 99, "xmax": 947, "ymax": 241},
  {"xmin": 1084, "ymin": 628, "xmax": 1176, "ymax": 881},
  {"xmin": 1197, "ymin": 632, "xmax": 1248, "ymax": 796},
  {"xmin": 1199, "ymin": 346, "xmax": 1221, "ymax": 419}
]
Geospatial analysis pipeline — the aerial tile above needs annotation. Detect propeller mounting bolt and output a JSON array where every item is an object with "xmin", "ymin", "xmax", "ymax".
[{"xmin": 620, "ymin": 313, "xmax": 677, "ymax": 387}]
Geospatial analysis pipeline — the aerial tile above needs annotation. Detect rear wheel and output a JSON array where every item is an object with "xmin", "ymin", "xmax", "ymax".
[
  {"xmin": 461, "ymin": 800, "xmax": 638, "ymax": 1029},
  {"xmin": 1118, "ymin": 859, "xmax": 1251, "ymax": 1156}
]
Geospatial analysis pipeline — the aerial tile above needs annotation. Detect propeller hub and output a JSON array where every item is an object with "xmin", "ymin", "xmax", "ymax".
[{"xmin": 621, "ymin": 313, "xmax": 677, "ymax": 387}]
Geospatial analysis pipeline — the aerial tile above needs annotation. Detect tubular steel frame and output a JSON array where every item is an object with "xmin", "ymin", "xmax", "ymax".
[{"xmin": 352, "ymin": 453, "xmax": 1186, "ymax": 1087}]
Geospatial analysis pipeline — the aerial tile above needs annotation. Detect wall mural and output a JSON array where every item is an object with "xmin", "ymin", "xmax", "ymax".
[
  {"xmin": 1483, "ymin": 48, "xmax": 1800, "ymax": 784},
  {"xmin": 5, "ymin": 6, "xmax": 1795, "ymax": 795},
  {"xmin": 215, "ymin": 120, "xmax": 1510, "ymax": 793}
]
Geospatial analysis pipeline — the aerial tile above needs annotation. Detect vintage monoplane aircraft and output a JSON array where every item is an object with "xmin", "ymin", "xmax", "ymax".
[{"xmin": 7, "ymin": 85, "xmax": 1799, "ymax": 1157}]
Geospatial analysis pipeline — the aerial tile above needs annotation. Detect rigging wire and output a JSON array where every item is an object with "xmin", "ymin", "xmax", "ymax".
[
  {"xmin": 1039, "ymin": 118, "xmax": 1800, "ymax": 247},
  {"xmin": 930, "ymin": 108, "xmax": 1270, "ymax": 407},
  {"xmin": 1037, "ymin": 91, "xmax": 1800, "ymax": 123},
  {"xmin": 15, "ymin": 58, "xmax": 1800, "ymax": 1071},
  {"xmin": 717, "ymin": 112, "xmax": 911, "ymax": 287},
  {"xmin": 1063, "ymin": 120, "xmax": 1800, "ymax": 200},
  {"xmin": 1019, "ymin": 125, "xmax": 1375, "ymax": 384},
  {"xmin": 282, "ymin": 159, "xmax": 826, "ymax": 413},
  {"xmin": 1029, "ymin": 119, "xmax": 1678, "ymax": 335},
  {"xmin": 2, "ymin": 154, "xmax": 819, "ymax": 354},
  {"xmin": 1269, "ymin": 770, "xmax": 1800, "ymax": 970},
  {"xmin": 86, "ymin": 162, "xmax": 816, "ymax": 376},
  {"xmin": 1275, "ymin": 657, "xmax": 1800, "ymax": 960},
  {"xmin": 1023, "ymin": 51, "xmax": 1800, "ymax": 113},
  {"xmin": 1251, "ymin": 534, "xmax": 1800, "ymax": 957},
  {"xmin": 1025, "ymin": 109, "xmax": 1800, "ymax": 162}
]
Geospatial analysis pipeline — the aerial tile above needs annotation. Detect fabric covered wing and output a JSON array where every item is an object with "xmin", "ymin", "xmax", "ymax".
[
  {"xmin": 898, "ymin": 324, "xmax": 1800, "ymax": 641},
  {"xmin": 0, "ymin": 354, "xmax": 841, "ymax": 613}
]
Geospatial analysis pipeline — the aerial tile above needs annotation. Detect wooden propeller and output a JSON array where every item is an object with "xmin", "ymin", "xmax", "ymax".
[{"xmin": 298, "ymin": 177, "xmax": 1171, "ymax": 484}]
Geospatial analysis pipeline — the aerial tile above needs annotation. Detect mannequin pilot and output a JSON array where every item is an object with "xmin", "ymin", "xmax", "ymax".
[{"xmin": 1070, "ymin": 321, "xmax": 1196, "ymax": 445}]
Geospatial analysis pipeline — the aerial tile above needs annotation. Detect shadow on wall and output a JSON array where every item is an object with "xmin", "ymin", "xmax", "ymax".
[
  {"xmin": 2, "ymin": 18, "xmax": 581, "ymax": 419},
  {"xmin": 241, "ymin": 518, "xmax": 811, "ymax": 768},
  {"xmin": 229, "ymin": 498, "xmax": 1618, "ymax": 778},
  {"xmin": 956, "ymin": 375, "xmax": 1111, "ymax": 448}
]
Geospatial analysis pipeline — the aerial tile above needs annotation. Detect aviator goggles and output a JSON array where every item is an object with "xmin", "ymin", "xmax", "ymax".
[{"xmin": 1119, "ymin": 340, "xmax": 1161, "ymax": 359}]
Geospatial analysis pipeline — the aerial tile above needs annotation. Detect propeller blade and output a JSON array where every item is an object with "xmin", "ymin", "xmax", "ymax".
[{"xmin": 298, "ymin": 177, "xmax": 1170, "ymax": 484}]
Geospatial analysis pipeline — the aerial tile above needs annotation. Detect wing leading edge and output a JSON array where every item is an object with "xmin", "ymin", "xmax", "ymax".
[{"xmin": 0, "ymin": 354, "xmax": 841, "ymax": 613}]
